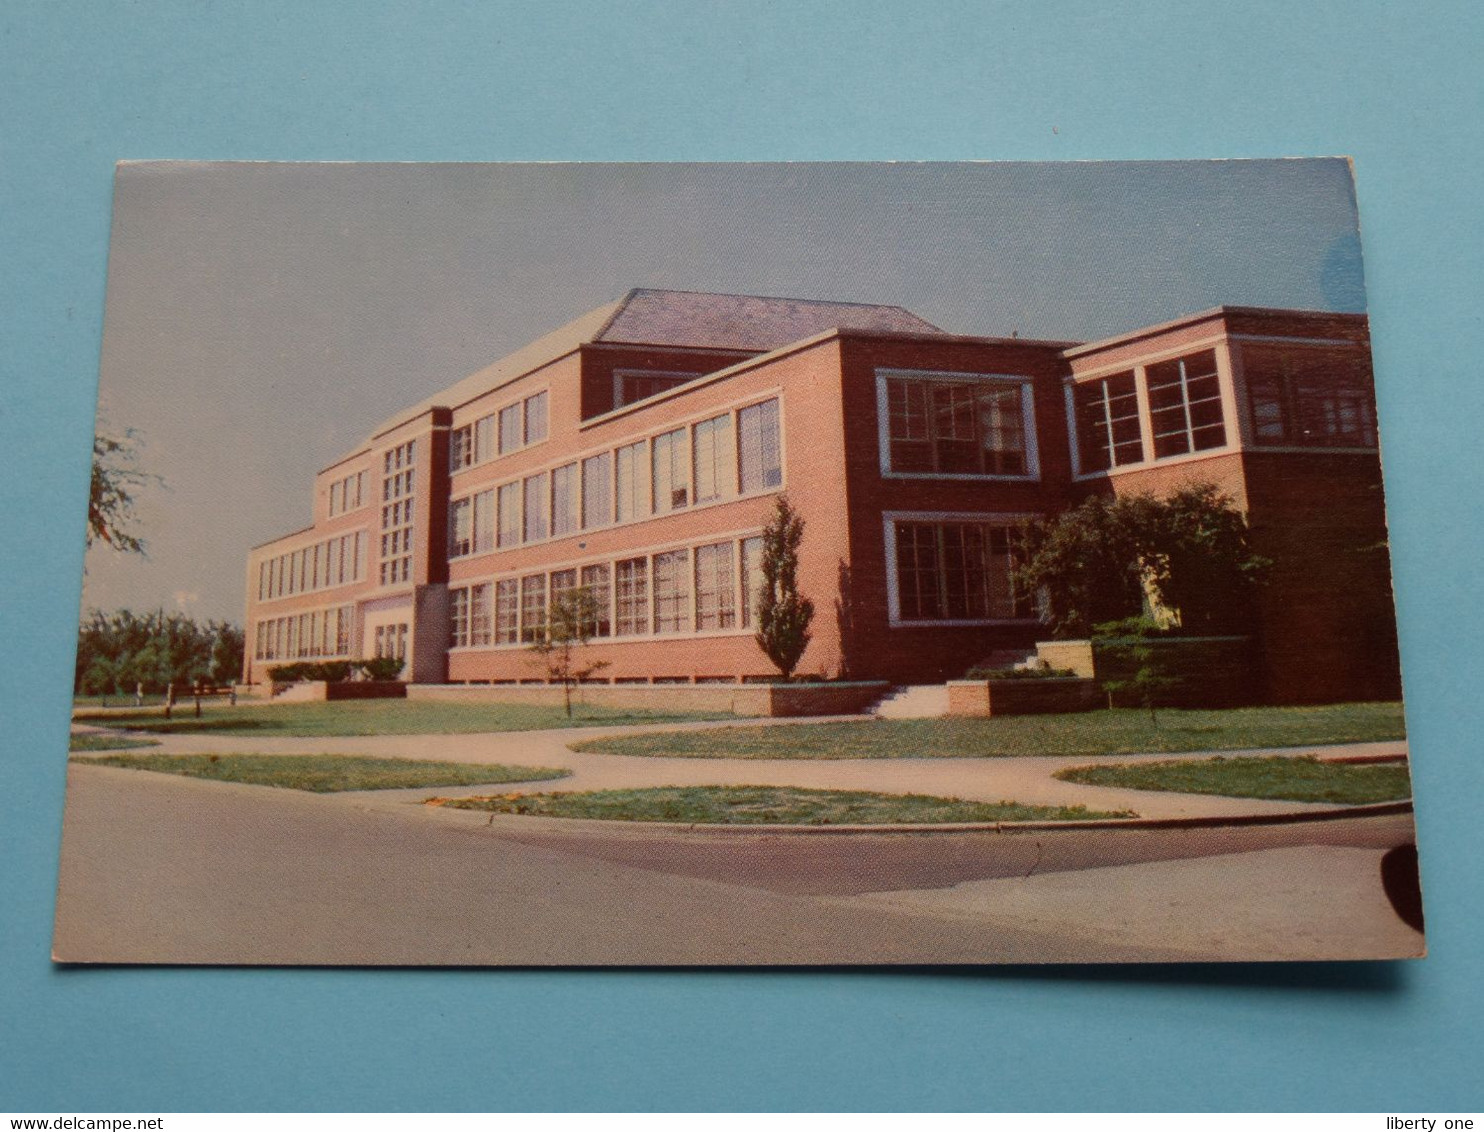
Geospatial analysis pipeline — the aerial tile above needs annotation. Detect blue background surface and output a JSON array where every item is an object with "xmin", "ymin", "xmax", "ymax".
[{"xmin": 2, "ymin": 0, "xmax": 1480, "ymax": 1112}]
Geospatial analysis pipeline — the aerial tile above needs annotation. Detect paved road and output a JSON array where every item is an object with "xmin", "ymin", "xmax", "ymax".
[{"xmin": 53, "ymin": 762, "xmax": 1424, "ymax": 966}]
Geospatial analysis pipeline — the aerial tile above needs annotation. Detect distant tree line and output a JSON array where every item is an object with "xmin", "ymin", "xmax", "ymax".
[{"xmin": 76, "ymin": 610, "xmax": 245, "ymax": 695}]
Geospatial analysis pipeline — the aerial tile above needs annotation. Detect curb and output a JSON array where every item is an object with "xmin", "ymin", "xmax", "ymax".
[{"xmin": 428, "ymin": 798, "xmax": 1414, "ymax": 836}]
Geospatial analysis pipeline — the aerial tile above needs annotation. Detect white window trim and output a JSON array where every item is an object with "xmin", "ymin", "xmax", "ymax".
[
  {"xmin": 874, "ymin": 369, "xmax": 1041, "ymax": 482},
  {"xmin": 882, "ymin": 510, "xmax": 1042, "ymax": 628}
]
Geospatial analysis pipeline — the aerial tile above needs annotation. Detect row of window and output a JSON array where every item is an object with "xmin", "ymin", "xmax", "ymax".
[
  {"xmin": 257, "ymin": 532, "xmax": 367, "ymax": 601},
  {"xmin": 1071, "ymin": 345, "xmax": 1376, "ymax": 474},
  {"xmin": 253, "ymin": 604, "xmax": 356, "ymax": 661},
  {"xmin": 327, "ymin": 470, "xmax": 366, "ymax": 517},
  {"xmin": 449, "ymin": 535, "xmax": 768, "ymax": 649},
  {"xmin": 380, "ymin": 441, "xmax": 416, "ymax": 586},
  {"xmin": 449, "ymin": 390, "xmax": 550, "ymax": 473},
  {"xmin": 447, "ymin": 398, "xmax": 783, "ymax": 559}
]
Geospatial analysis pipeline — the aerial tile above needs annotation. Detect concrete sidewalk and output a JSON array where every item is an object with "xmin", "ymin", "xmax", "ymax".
[{"xmin": 72, "ymin": 716, "xmax": 1409, "ymax": 822}]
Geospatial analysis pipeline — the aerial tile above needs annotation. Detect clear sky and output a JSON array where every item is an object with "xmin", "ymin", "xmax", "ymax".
[{"xmin": 84, "ymin": 159, "xmax": 1366, "ymax": 624}]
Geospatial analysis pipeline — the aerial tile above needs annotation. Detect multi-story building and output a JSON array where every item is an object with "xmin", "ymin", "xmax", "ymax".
[{"xmin": 243, "ymin": 288, "xmax": 1400, "ymax": 704}]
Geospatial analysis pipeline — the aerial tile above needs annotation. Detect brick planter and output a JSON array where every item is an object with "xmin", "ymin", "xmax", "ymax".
[{"xmin": 947, "ymin": 677, "xmax": 1102, "ymax": 717}]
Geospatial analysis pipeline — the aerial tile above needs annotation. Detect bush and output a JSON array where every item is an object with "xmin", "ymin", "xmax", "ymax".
[
  {"xmin": 265, "ymin": 660, "xmax": 360, "ymax": 683},
  {"xmin": 358, "ymin": 656, "xmax": 405, "ymax": 682},
  {"xmin": 963, "ymin": 665, "xmax": 1079, "ymax": 680}
]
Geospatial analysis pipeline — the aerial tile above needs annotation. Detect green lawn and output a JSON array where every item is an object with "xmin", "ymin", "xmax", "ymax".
[
  {"xmin": 73, "ymin": 753, "xmax": 572, "ymax": 793},
  {"xmin": 71, "ymin": 698, "xmax": 735, "ymax": 737},
  {"xmin": 1054, "ymin": 755, "xmax": 1412, "ymax": 805},
  {"xmin": 570, "ymin": 702, "xmax": 1406, "ymax": 760},
  {"xmin": 69, "ymin": 733, "xmax": 161, "ymax": 752},
  {"xmin": 431, "ymin": 785, "xmax": 1134, "ymax": 824}
]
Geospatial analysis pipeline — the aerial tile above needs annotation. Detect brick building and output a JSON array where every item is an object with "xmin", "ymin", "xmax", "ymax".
[{"xmin": 243, "ymin": 289, "xmax": 1400, "ymax": 703}]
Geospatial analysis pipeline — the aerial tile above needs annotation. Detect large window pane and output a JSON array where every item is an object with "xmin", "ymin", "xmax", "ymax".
[
  {"xmin": 615, "ymin": 557, "xmax": 649, "ymax": 636},
  {"xmin": 692, "ymin": 414, "xmax": 736, "ymax": 503},
  {"xmin": 1074, "ymin": 371, "xmax": 1143, "ymax": 472},
  {"xmin": 1146, "ymin": 350, "xmax": 1225, "ymax": 458},
  {"xmin": 652, "ymin": 549, "xmax": 691, "ymax": 634},
  {"xmin": 497, "ymin": 482, "xmax": 521, "ymax": 547},
  {"xmin": 581, "ymin": 564, "xmax": 612, "ymax": 638},
  {"xmin": 520, "ymin": 574, "xmax": 547, "ymax": 643},
  {"xmin": 738, "ymin": 399, "xmax": 782, "ymax": 492},
  {"xmin": 694, "ymin": 542, "xmax": 736, "ymax": 630},
  {"xmin": 551, "ymin": 463, "xmax": 578, "ymax": 537},
  {"xmin": 884, "ymin": 376, "xmax": 1030, "ymax": 476},
  {"xmin": 495, "ymin": 579, "xmax": 519, "ymax": 644},
  {"xmin": 523, "ymin": 472, "xmax": 549, "ymax": 542},
  {"xmin": 652, "ymin": 428, "xmax": 689, "ymax": 513},
  {"xmin": 524, "ymin": 391, "xmax": 548, "ymax": 444},
  {"xmin": 582, "ymin": 452, "xmax": 612, "ymax": 529},
  {"xmin": 894, "ymin": 520, "xmax": 1027, "ymax": 621},
  {"xmin": 615, "ymin": 441, "xmax": 649, "ymax": 523}
]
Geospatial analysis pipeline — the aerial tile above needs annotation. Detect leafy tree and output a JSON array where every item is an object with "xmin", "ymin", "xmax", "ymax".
[
  {"xmin": 75, "ymin": 609, "xmax": 244, "ymax": 695},
  {"xmin": 88, "ymin": 430, "xmax": 153, "ymax": 555},
  {"xmin": 754, "ymin": 495, "xmax": 815, "ymax": 680},
  {"xmin": 530, "ymin": 585, "xmax": 609, "ymax": 717},
  {"xmin": 1015, "ymin": 485, "xmax": 1265, "ymax": 638}
]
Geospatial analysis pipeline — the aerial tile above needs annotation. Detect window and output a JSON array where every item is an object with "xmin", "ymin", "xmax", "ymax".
[
  {"xmin": 1241, "ymin": 344, "xmax": 1377, "ymax": 449},
  {"xmin": 582, "ymin": 452, "xmax": 612, "ymax": 529},
  {"xmin": 883, "ymin": 374, "xmax": 1030, "ymax": 476},
  {"xmin": 524, "ymin": 391, "xmax": 548, "ymax": 444},
  {"xmin": 450, "ymin": 587, "xmax": 470, "ymax": 648},
  {"xmin": 693, "ymin": 414, "xmax": 736, "ymax": 503},
  {"xmin": 336, "ymin": 605, "xmax": 353, "ymax": 655},
  {"xmin": 738, "ymin": 398, "xmax": 783, "ymax": 492},
  {"xmin": 615, "ymin": 557, "xmax": 649, "ymax": 636},
  {"xmin": 498, "ymin": 404, "xmax": 522, "ymax": 455},
  {"xmin": 327, "ymin": 470, "xmax": 364, "ymax": 516},
  {"xmin": 1145, "ymin": 350, "xmax": 1225, "ymax": 458},
  {"xmin": 651, "ymin": 428, "xmax": 689, "ymax": 513},
  {"xmin": 472, "ymin": 488, "xmax": 494, "ymax": 554},
  {"xmin": 469, "ymin": 583, "xmax": 492, "ymax": 647},
  {"xmin": 694, "ymin": 542, "xmax": 736, "ymax": 630},
  {"xmin": 551, "ymin": 463, "xmax": 578, "ymax": 537},
  {"xmin": 1073, "ymin": 371, "xmax": 1144, "ymax": 472},
  {"xmin": 739, "ymin": 536, "xmax": 764, "ymax": 629},
  {"xmin": 652, "ymin": 549, "xmax": 691, "ymax": 634},
  {"xmin": 379, "ymin": 441, "xmax": 416, "ymax": 585},
  {"xmin": 520, "ymin": 574, "xmax": 547, "ymax": 643},
  {"xmin": 550, "ymin": 568, "xmax": 578, "ymax": 614},
  {"xmin": 581, "ymin": 564, "xmax": 612, "ymax": 638},
  {"xmin": 449, "ymin": 425, "xmax": 475, "ymax": 473},
  {"xmin": 615, "ymin": 441, "xmax": 649, "ymax": 523},
  {"xmin": 448, "ymin": 497, "xmax": 473, "ymax": 558},
  {"xmin": 892, "ymin": 520, "xmax": 1029, "ymax": 622},
  {"xmin": 497, "ymin": 482, "xmax": 521, "ymax": 547},
  {"xmin": 523, "ymin": 472, "xmax": 549, "ymax": 542},
  {"xmin": 615, "ymin": 369, "xmax": 697, "ymax": 407},
  {"xmin": 474, "ymin": 415, "xmax": 494, "ymax": 464},
  {"xmin": 495, "ymin": 579, "xmax": 519, "ymax": 644}
]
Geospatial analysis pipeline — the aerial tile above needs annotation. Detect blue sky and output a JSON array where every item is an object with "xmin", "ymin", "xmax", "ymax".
[{"xmin": 86, "ymin": 159, "xmax": 1365, "ymax": 623}]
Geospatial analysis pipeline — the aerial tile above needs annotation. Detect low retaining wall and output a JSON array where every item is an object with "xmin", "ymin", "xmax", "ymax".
[
  {"xmin": 947, "ymin": 677, "xmax": 1101, "ymax": 717},
  {"xmin": 1033, "ymin": 636, "xmax": 1259, "ymax": 708},
  {"xmin": 252, "ymin": 680, "xmax": 408, "ymax": 702},
  {"xmin": 407, "ymin": 681, "xmax": 890, "ymax": 717}
]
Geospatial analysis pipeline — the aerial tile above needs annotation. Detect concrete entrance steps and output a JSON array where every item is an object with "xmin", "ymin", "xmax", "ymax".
[{"xmin": 870, "ymin": 684, "xmax": 951, "ymax": 719}]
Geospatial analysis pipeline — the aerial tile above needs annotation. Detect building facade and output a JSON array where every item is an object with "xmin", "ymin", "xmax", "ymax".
[{"xmin": 243, "ymin": 289, "xmax": 1401, "ymax": 703}]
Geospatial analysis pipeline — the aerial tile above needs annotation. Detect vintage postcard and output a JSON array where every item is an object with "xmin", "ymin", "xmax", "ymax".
[{"xmin": 56, "ymin": 160, "xmax": 1422, "ymax": 964}]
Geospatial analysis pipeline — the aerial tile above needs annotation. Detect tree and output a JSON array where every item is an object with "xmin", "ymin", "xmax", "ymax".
[
  {"xmin": 88, "ymin": 430, "xmax": 153, "ymax": 555},
  {"xmin": 1095, "ymin": 616, "xmax": 1181, "ymax": 724},
  {"xmin": 529, "ymin": 585, "xmax": 609, "ymax": 717},
  {"xmin": 1015, "ymin": 485, "xmax": 1265, "ymax": 639},
  {"xmin": 753, "ymin": 495, "xmax": 815, "ymax": 680}
]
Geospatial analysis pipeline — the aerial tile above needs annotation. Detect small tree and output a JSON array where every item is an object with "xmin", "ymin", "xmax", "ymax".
[
  {"xmin": 1095, "ymin": 616, "xmax": 1181, "ymax": 725},
  {"xmin": 530, "ymin": 585, "xmax": 609, "ymax": 717},
  {"xmin": 754, "ymin": 495, "xmax": 815, "ymax": 681}
]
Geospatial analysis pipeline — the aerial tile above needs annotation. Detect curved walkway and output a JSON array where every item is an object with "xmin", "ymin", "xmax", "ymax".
[{"xmin": 72, "ymin": 714, "xmax": 1410, "ymax": 822}]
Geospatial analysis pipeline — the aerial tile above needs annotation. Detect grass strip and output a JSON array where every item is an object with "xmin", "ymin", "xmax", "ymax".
[
  {"xmin": 73, "ymin": 753, "xmax": 571, "ymax": 793},
  {"xmin": 431, "ymin": 784, "xmax": 1134, "ymax": 824},
  {"xmin": 69, "ymin": 733, "xmax": 161, "ymax": 752},
  {"xmin": 1053, "ymin": 755, "xmax": 1412, "ymax": 805},
  {"xmin": 571, "ymin": 703, "xmax": 1406, "ymax": 760},
  {"xmin": 72, "ymin": 699, "xmax": 734, "ymax": 737}
]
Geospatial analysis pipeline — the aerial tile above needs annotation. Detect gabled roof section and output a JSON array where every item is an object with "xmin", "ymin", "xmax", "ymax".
[
  {"xmin": 365, "ymin": 288, "xmax": 944, "ymax": 444},
  {"xmin": 369, "ymin": 296, "xmax": 628, "ymax": 440},
  {"xmin": 593, "ymin": 288, "xmax": 945, "ymax": 350}
]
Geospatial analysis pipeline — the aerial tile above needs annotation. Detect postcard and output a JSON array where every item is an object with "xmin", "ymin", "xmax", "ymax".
[{"xmin": 56, "ymin": 160, "xmax": 1422, "ymax": 964}]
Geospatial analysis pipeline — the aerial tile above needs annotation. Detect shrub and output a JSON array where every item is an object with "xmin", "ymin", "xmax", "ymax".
[
  {"xmin": 963, "ymin": 665, "xmax": 1079, "ymax": 680},
  {"xmin": 358, "ymin": 656, "xmax": 405, "ymax": 682}
]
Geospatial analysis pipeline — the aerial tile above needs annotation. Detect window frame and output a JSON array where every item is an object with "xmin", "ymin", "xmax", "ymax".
[
  {"xmin": 875, "ymin": 370, "xmax": 1040, "ymax": 482},
  {"xmin": 882, "ymin": 511, "xmax": 1040, "ymax": 627}
]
